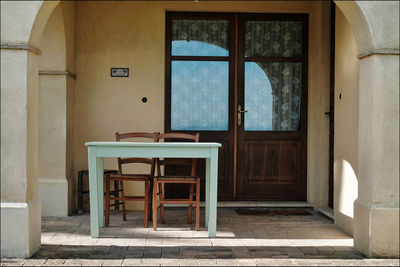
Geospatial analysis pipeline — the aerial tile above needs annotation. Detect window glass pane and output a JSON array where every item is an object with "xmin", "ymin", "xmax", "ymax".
[
  {"xmin": 245, "ymin": 21, "xmax": 302, "ymax": 57},
  {"xmin": 245, "ymin": 62, "xmax": 302, "ymax": 131},
  {"xmin": 172, "ymin": 19, "xmax": 229, "ymax": 56},
  {"xmin": 171, "ymin": 61, "xmax": 229, "ymax": 131}
]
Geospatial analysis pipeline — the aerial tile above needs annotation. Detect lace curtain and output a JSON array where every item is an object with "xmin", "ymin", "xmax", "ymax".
[
  {"xmin": 169, "ymin": 19, "xmax": 303, "ymax": 131},
  {"xmin": 245, "ymin": 21, "xmax": 303, "ymax": 131},
  {"xmin": 245, "ymin": 62, "xmax": 302, "ymax": 131},
  {"xmin": 245, "ymin": 21, "xmax": 302, "ymax": 58},
  {"xmin": 172, "ymin": 19, "xmax": 229, "ymax": 56}
]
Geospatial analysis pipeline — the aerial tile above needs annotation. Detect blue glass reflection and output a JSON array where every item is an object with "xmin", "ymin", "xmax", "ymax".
[
  {"xmin": 171, "ymin": 61, "xmax": 229, "ymax": 131},
  {"xmin": 245, "ymin": 62, "xmax": 273, "ymax": 131},
  {"xmin": 172, "ymin": 40, "xmax": 229, "ymax": 57}
]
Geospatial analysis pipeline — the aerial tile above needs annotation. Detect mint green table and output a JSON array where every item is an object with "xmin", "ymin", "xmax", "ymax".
[{"xmin": 85, "ymin": 142, "xmax": 221, "ymax": 238}]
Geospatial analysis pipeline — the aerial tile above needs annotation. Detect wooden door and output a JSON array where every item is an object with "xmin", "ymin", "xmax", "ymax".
[
  {"xmin": 165, "ymin": 12, "xmax": 308, "ymax": 201},
  {"xmin": 236, "ymin": 14, "xmax": 308, "ymax": 200},
  {"xmin": 165, "ymin": 13, "xmax": 235, "ymax": 200}
]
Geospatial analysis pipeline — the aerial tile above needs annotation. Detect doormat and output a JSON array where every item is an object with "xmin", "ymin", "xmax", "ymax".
[{"xmin": 235, "ymin": 208, "xmax": 312, "ymax": 216}]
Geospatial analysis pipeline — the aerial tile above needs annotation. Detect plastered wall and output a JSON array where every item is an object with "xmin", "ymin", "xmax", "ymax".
[
  {"xmin": 333, "ymin": 7, "xmax": 359, "ymax": 236},
  {"xmin": 38, "ymin": 4, "xmax": 66, "ymax": 179},
  {"xmin": 37, "ymin": 2, "xmax": 76, "ymax": 215},
  {"xmin": 72, "ymin": 1, "xmax": 330, "ymax": 211}
]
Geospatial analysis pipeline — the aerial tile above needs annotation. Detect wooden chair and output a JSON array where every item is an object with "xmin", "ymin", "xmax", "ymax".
[
  {"xmin": 105, "ymin": 132, "xmax": 158, "ymax": 227},
  {"xmin": 152, "ymin": 133, "xmax": 201, "ymax": 231}
]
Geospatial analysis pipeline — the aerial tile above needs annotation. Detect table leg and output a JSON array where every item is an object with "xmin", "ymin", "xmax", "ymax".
[
  {"xmin": 97, "ymin": 157, "xmax": 104, "ymax": 228},
  {"xmin": 205, "ymin": 158, "xmax": 210, "ymax": 228},
  {"xmin": 208, "ymin": 148, "xmax": 218, "ymax": 238},
  {"xmin": 88, "ymin": 148, "xmax": 99, "ymax": 238}
]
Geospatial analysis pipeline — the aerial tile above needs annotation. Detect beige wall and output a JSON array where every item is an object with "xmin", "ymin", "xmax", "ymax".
[
  {"xmin": 37, "ymin": 2, "xmax": 76, "ymax": 215},
  {"xmin": 333, "ymin": 7, "xmax": 359, "ymax": 236},
  {"xmin": 60, "ymin": 1, "xmax": 77, "ymax": 215},
  {"xmin": 38, "ymin": 4, "xmax": 66, "ymax": 179},
  {"xmin": 73, "ymin": 1, "xmax": 331, "ymax": 211}
]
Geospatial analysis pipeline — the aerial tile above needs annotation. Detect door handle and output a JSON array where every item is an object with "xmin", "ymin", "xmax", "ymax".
[{"xmin": 238, "ymin": 104, "xmax": 248, "ymax": 126}]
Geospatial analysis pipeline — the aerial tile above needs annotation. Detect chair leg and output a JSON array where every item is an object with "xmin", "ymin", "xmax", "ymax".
[
  {"xmin": 188, "ymin": 184, "xmax": 194, "ymax": 224},
  {"xmin": 195, "ymin": 178, "xmax": 200, "ymax": 231},
  {"xmin": 159, "ymin": 183, "xmax": 165, "ymax": 224},
  {"xmin": 78, "ymin": 171, "xmax": 84, "ymax": 214},
  {"xmin": 120, "ymin": 181, "xmax": 127, "ymax": 221},
  {"xmin": 105, "ymin": 177, "xmax": 110, "ymax": 226},
  {"xmin": 113, "ymin": 180, "xmax": 119, "ymax": 212},
  {"xmin": 153, "ymin": 178, "xmax": 158, "ymax": 231},
  {"xmin": 144, "ymin": 180, "xmax": 149, "ymax": 228},
  {"xmin": 149, "ymin": 180, "xmax": 153, "ymax": 222}
]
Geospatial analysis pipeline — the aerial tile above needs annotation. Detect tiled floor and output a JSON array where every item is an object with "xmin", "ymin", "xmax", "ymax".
[{"xmin": 2, "ymin": 208, "xmax": 399, "ymax": 266}]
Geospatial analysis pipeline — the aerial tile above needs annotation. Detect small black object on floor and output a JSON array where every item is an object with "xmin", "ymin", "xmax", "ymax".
[{"xmin": 235, "ymin": 208, "xmax": 312, "ymax": 216}]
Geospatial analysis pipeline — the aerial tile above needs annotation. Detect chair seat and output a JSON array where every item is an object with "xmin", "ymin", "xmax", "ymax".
[{"xmin": 108, "ymin": 173, "xmax": 153, "ymax": 180}]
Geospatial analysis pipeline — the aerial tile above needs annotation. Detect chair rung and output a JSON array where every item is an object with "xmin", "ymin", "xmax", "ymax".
[
  {"xmin": 110, "ymin": 196, "xmax": 145, "ymax": 201},
  {"xmin": 159, "ymin": 199, "xmax": 197, "ymax": 204},
  {"xmin": 156, "ymin": 180, "xmax": 199, "ymax": 184},
  {"xmin": 108, "ymin": 177, "xmax": 151, "ymax": 181}
]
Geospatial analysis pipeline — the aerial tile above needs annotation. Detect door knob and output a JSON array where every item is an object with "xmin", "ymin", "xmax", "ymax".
[{"xmin": 238, "ymin": 104, "xmax": 248, "ymax": 126}]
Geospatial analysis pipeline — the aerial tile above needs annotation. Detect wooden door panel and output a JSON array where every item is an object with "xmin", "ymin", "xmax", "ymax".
[
  {"xmin": 245, "ymin": 142, "xmax": 278, "ymax": 183},
  {"xmin": 244, "ymin": 141, "xmax": 300, "ymax": 185},
  {"xmin": 238, "ymin": 140, "xmax": 305, "ymax": 200},
  {"xmin": 277, "ymin": 142, "xmax": 301, "ymax": 183}
]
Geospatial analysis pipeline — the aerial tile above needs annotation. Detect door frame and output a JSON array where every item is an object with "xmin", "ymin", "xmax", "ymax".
[{"xmin": 164, "ymin": 12, "xmax": 309, "ymax": 201}]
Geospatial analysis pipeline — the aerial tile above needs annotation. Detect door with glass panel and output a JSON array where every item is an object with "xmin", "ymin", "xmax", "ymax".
[
  {"xmin": 165, "ymin": 13, "xmax": 308, "ymax": 201},
  {"xmin": 165, "ymin": 13, "xmax": 235, "ymax": 200},
  {"xmin": 237, "ymin": 14, "xmax": 308, "ymax": 200}
]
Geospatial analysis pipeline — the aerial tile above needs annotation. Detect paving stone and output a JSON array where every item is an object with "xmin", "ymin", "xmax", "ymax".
[
  {"xmin": 2, "ymin": 259, "xmax": 26, "ymax": 267},
  {"xmin": 143, "ymin": 247, "xmax": 162, "ymax": 258},
  {"xmin": 231, "ymin": 247, "xmax": 251, "ymax": 259},
  {"xmin": 126, "ymin": 247, "xmax": 145, "ymax": 258},
  {"xmin": 215, "ymin": 251, "xmax": 233, "ymax": 259},
  {"xmin": 216, "ymin": 259, "xmax": 240, "ymax": 266},
  {"xmin": 102, "ymin": 259, "xmax": 123, "ymax": 266},
  {"xmin": 43, "ymin": 259, "xmax": 66, "ymax": 265},
  {"xmin": 109, "ymin": 245, "xmax": 128, "ymax": 255},
  {"xmin": 22, "ymin": 259, "xmax": 47, "ymax": 266},
  {"xmin": 197, "ymin": 259, "xmax": 218, "ymax": 266},
  {"xmin": 236, "ymin": 259, "xmax": 257, "ymax": 266},
  {"xmin": 63, "ymin": 259, "xmax": 83, "ymax": 266},
  {"xmin": 179, "ymin": 259, "xmax": 199, "ymax": 266},
  {"xmin": 159, "ymin": 259, "xmax": 181, "ymax": 266},
  {"xmin": 121, "ymin": 258, "xmax": 142, "ymax": 266},
  {"xmin": 140, "ymin": 258, "xmax": 162, "ymax": 266},
  {"xmin": 32, "ymin": 209, "xmax": 399, "ymax": 266},
  {"xmin": 161, "ymin": 247, "xmax": 180, "ymax": 258}
]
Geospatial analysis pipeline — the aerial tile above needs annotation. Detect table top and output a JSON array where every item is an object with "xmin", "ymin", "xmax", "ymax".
[{"xmin": 85, "ymin": 141, "xmax": 222, "ymax": 147}]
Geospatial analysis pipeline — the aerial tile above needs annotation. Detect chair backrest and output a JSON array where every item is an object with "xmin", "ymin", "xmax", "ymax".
[
  {"xmin": 116, "ymin": 132, "xmax": 158, "ymax": 175},
  {"xmin": 156, "ymin": 133, "xmax": 200, "ymax": 177}
]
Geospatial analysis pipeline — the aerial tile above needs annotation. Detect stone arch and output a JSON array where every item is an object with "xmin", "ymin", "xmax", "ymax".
[
  {"xmin": 37, "ymin": 3, "xmax": 69, "ymax": 217},
  {"xmin": 334, "ymin": 1, "xmax": 373, "ymax": 53},
  {"xmin": 29, "ymin": 1, "xmax": 60, "ymax": 48}
]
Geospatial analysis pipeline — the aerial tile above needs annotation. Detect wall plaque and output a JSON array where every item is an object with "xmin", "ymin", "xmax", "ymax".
[{"xmin": 111, "ymin": 68, "xmax": 129, "ymax": 77}]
